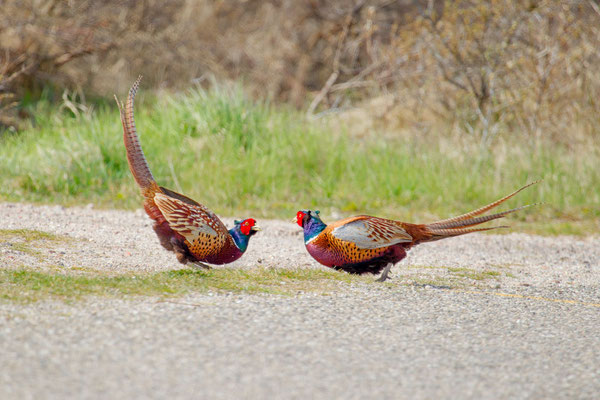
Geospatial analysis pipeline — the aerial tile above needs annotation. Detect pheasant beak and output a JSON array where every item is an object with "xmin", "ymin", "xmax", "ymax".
[
  {"xmin": 291, "ymin": 216, "xmax": 298, "ymax": 224},
  {"xmin": 250, "ymin": 225, "xmax": 261, "ymax": 232}
]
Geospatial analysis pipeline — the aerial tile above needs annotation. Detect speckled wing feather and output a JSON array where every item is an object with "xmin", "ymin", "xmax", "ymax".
[
  {"xmin": 153, "ymin": 193, "xmax": 228, "ymax": 242},
  {"xmin": 331, "ymin": 216, "xmax": 413, "ymax": 249}
]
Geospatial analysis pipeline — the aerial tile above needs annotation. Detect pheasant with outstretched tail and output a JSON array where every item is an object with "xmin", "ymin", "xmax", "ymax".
[
  {"xmin": 115, "ymin": 77, "xmax": 260, "ymax": 268},
  {"xmin": 295, "ymin": 182, "xmax": 538, "ymax": 281}
]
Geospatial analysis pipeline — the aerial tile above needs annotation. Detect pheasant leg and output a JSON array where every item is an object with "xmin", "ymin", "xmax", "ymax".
[
  {"xmin": 376, "ymin": 263, "xmax": 393, "ymax": 282},
  {"xmin": 189, "ymin": 262, "xmax": 212, "ymax": 270}
]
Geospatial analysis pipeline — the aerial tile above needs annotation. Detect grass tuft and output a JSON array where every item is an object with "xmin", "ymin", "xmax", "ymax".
[
  {"xmin": 447, "ymin": 267, "xmax": 501, "ymax": 281},
  {"xmin": 0, "ymin": 229, "xmax": 72, "ymax": 259},
  {"xmin": 0, "ymin": 267, "xmax": 367, "ymax": 303},
  {"xmin": 0, "ymin": 263, "xmax": 526, "ymax": 303}
]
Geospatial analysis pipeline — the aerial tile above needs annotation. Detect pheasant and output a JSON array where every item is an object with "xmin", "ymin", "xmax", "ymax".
[
  {"xmin": 295, "ymin": 182, "xmax": 538, "ymax": 282},
  {"xmin": 115, "ymin": 76, "xmax": 260, "ymax": 268}
]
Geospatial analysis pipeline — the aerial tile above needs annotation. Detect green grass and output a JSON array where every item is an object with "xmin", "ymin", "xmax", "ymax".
[
  {"xmin": 400, "ymin": 265, "xmax": 511, "ymax": 289},
  {"xmin": 0, "ymin": 229, "xmax": 72, "ymax": 259},
  {"xmin": 0, "ymin": 264, "xmax": 518, "ymax": 303},
  {"xmin": 0, "ymin": 267, "xmax": 363, "ymax": 303},
  {"xmin": 1, "ymin": 84, "xmax": 598, "ymax": 234},
  {"xmin": 447, "ymin": 267, "xmax": 501, "ymax": 281}
]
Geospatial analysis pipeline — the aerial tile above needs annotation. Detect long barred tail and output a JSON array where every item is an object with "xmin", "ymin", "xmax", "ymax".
[
  {"xmin": 115, "ymin": 76, "xmax": 158, "ymax": 195},
  {"xmin": 423, "ymin": 181, "xmax": 540, "ymax": 241}
]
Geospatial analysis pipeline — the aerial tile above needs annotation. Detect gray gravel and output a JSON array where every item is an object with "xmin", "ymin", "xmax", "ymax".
[{"xmin": 1, "ymin": 202, "xmax": 599, "ymax": 399}]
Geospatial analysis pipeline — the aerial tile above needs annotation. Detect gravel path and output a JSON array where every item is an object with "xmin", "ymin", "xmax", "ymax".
[{"xmin": 1, "ymin": 202, "xmax": 599, "ymax": 399}]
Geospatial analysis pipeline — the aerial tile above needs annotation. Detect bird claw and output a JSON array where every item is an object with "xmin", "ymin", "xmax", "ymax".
[{"xmin": 189, "ymin": 262, "xmax": 212, "ymax": 270}]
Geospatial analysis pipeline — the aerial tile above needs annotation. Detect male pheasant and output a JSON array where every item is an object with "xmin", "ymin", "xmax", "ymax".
[
  {"xmin": 295, "ymin": 182, "xmax": 538, "ymax": 281},
  {"xmin": 115, "ymin": 77, "xmax": 260, "ymax": 268}
]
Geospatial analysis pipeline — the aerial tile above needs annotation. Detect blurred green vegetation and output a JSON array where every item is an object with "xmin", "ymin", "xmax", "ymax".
[
  {"xmin": 0, "ymin": 85, "xmax": 597, "ymax": 235},
  {"xmin": 3, "ymin": 1, "xmax": 600, "ymax": 146}
]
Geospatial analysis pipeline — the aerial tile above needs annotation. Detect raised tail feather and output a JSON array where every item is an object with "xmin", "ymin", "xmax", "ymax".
[
  {"xmin": 423, "ymin": 182, "xmax": 540, "ymax": 241},
  {"xmin": 115, "ymin": 76, "xmax": 158, "ymax": 194}
]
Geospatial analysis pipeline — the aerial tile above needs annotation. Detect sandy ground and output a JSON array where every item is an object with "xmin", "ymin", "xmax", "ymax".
[
  {"xmin": 1, "ymin": 202, "xmax": 598, "ymax": 288},
  {"xmin": 1, "ymin": 202, "xmax": 599, "ymax": 399}
]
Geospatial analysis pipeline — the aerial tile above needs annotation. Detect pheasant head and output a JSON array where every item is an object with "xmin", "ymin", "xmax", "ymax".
[
  {"xmin": 229, "ymin": 218, "xmax": 260, "ymax": 252},
  {"xmin": 294, "ymin": 210, "xmax": 327, "ymax": 243}
]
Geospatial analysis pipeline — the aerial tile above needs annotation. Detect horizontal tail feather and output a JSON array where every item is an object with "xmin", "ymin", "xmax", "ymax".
[
  {"xmin": 427, "ymin": 225, "xmax": 509, "ymax": 241},
  {"xmin": 421, "ymin": 181, "xmax": 539, "ymax": 242},
  {"xmin": 428, "ymin": 204, "xmax": 536, "ymax": 230},
  {"xmin": 428, "ymin": 181, "xmax": 540, "ymax": 228}
]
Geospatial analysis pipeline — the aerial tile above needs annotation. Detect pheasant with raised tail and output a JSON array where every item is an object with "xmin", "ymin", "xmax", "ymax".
[
  {"xmin": 295, "ymin": 182, "xmax": 538, "ymax": 282},
  {"xmin": 115, "ymin": 77, "xmax": 260, "ymax": 268}
]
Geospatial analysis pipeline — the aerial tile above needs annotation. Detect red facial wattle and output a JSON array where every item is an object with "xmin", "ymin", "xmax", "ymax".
[
  {"xmin": 296, "ymin": 211, "xmax": 306, "ymax": 227},
  {"xmin": 240, "ymin": 219, "xmax": 255, "ymax": 235}
]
